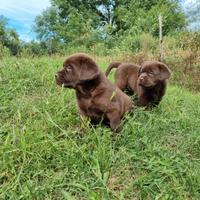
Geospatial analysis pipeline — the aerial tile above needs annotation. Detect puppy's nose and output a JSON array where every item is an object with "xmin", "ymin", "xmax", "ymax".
[
  {"xmin": 139, "ymin": 76, "xmax": 144, "ymax": 81},
  {"xmin": 55, "ymin": 73, "xmax": 59, "ymax": 79},
  {"xmin": 140, "ymin": 74, "xmax": 147, "ymax": 80}
]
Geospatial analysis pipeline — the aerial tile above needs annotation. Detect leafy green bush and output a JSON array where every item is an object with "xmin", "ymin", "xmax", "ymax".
[
  {"xmin": 0, "ymin": 43, "xmax": 10, "ymax": 58},
  {"xmin": 118, "ymin": 33, "xmax": 158, "ymax": 53}
]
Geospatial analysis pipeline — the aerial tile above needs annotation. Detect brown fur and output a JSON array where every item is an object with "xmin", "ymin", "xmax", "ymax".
[
  {"xmin": 55, "ymin": 53, "xmax": 133, "ymax": 132},
  {"xmin": 106, "ymin": 61, "xmax": 171, "ymax": 107}
]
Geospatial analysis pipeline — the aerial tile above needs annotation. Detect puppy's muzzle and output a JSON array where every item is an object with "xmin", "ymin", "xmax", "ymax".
[
  {"xmin": 55, "ymin": 72, "xmax": 63, "ymax": 85},
  {"xmin": 138, "ymin": 75, "xmax": 147, "ymax": 84}
]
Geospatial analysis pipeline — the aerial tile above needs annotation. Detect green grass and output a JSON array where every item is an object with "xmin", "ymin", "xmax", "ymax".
[{"xmin": 0, "ymin": 56, "xmax": 200, "ymax": 200}]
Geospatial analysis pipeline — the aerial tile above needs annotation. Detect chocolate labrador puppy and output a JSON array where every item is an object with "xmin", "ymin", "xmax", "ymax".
[
  {"xmin": 105, "ymin": 61, "xmax": 171, "ymax": 107},
  {"xmin": 55, "ymin": 53, "xmax": 133, "ymax": 132}
]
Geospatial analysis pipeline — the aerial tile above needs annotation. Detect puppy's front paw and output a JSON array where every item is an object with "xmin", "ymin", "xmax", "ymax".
[{"xmin": 112, "ymin": 126, "xmax": 122, "ymax": 135}]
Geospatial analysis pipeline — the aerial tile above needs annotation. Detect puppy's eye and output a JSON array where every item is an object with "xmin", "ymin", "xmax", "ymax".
[
  {"xmin": 148, "ymin": 71, "xmax": 154, "ymax": 76},
  {"xmin": 66, "ymin": 64, "xmax": 73, "ymax": 72}
]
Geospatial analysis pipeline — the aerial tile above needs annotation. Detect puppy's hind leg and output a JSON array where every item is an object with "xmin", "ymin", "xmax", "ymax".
[{"xmin": 115, "ymin": 72, "xmax": 127, "ymax": 91}]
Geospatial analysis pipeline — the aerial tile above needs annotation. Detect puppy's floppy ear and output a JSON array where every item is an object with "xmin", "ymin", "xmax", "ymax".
[
  {"xmin": 158, "ymin": 63, "xmax": 171, "ymax": 80},
  {"xmin": 79, "ymin": 56, "xmax": 100, "ymax": 82},
  {"xmin": 138, "ymin": 66, "xmax": 142, "ymax": 77}
]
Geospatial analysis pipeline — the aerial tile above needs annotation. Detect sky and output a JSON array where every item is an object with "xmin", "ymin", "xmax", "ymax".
[
  {"xmin": 0, "ymin": 0, "xmax": 51, "ymax": 41},
  {"xmin": 0, "ymin": 0, "xmax": 198, "ymax": 42}
]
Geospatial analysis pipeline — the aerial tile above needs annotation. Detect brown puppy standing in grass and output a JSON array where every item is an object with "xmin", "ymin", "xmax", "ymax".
[
  {"xmin": 105, "ymin": 61, "xmax": 171, "ymax": 107},
  {"xmin": 55, "ymin": 53, "xmax": 133, "ymax": 132}
]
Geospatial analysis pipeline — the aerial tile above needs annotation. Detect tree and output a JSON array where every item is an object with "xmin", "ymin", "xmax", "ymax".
[
  {"xmin": 0, "ymin": 16, "xmax": 8, "ymax": 45},
  {"xmin": 114, "ymin": 0, "xmax": 186, "ymax": 36},
  {"xmin": 34, "ymin": 0, "xmax": 187, "ymax": 48},
  {"xmin": 34, "ymin": 6, "xmax": 60, "ymax": 41},
  {"xmin": 0, "ymin": 15, "xmax": 21, "ymax": 55}
]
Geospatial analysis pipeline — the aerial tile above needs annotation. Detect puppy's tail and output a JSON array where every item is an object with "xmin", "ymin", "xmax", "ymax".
[{"xmin": 105, "ymin": 62, "xmax": 121, "ymax": 76}]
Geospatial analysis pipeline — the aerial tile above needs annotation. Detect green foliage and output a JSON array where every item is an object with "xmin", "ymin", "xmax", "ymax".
[
  {"xmin": 0, "ymin": 16, "xmax": 7, "ymax": 42},
  {"xmin": 20, "ymin": 39, "xmax": 64, "ymax": 56},
  {"xmin": 0, "ymin": 15, "xmax": 21, "ymax": 56},
  {"xmin": 34, "ymin": 0, "xmax": 187, "ymax": 52},
  {"xmin": 34, "ymin": 6, "xmax": 61, "ymax": 41},
  {"xmin": 153, "ymin": 31, "xmax": 200, "ymax": 52},
  {"xmin": 0, "ymin": 56, "xmax": 200, "ymax": 199},
  {"xmin": 0, "ymin": 43, "xmax": 10, "ymax": 58},
  {"xmin": 118, "ymin": 33, "xmax": 158, "ymax": 53},
  {"xmin": 0, "ymin": 0, "xmax": 190, "ymax": 56},
  {"xmin": 179, "ymin": 32, "xmax": 200, "ymax": 51}
]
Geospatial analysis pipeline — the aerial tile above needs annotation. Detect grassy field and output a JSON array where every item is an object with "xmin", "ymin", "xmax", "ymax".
[{"xmin": 0, "ymin": 56, "xmax": 200, "ymax": 199}]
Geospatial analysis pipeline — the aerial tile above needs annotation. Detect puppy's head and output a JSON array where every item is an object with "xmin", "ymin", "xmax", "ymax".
[
  {"xmin": 138, "ymin": 61, "xmax": 171, "ymax": 87},
  {"xmin": 55, "ymin": 53, "xmax": 100, "ymax": 88}
]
